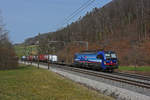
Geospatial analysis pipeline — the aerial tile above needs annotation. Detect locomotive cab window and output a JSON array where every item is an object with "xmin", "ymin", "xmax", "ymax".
[
  {"xmin": 96, "ymin": 54, "xmax": 103, "ymax": 59},
  {"xmin": 105, "ymin": 53, "xmax": 117, "ymax": 60},
  {"xmin": 111, "ymin": 53, "xmax": 117, "ymax": 58}
]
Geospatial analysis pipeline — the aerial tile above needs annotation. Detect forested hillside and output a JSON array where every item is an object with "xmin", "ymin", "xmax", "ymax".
[{"xmin": 24, "ymin": 0, "xmax": 150, "ymax": 66}]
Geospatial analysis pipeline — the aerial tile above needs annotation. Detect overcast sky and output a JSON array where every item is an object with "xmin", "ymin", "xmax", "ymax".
[{"xmin": 0, "ymin": 0, "xmax": 111, "ymax": 43}]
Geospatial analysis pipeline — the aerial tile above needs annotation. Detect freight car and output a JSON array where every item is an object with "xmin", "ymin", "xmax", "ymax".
[
  {"xmin": 73, "ymin": 50, "xmax": 118, "ymax": 72},
  {"xmin": 21, "ymin": 54, "xmax": 58, "ymax": 63},
  {"xmin": 21, "ymin": 56, "xmax": 27, "ymax": 61},
  {"xmin": 47, "ymin": 55, "xmax": 58, "ymax": 62},
  {"xmin": 38, "ymin": 54, "xmax": 46, "ymax": 62}
]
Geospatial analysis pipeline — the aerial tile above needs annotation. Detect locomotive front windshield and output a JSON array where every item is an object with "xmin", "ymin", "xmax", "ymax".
[{"xmin": 105, "ymin": 53, "xmax": 117, "ymax": 60}]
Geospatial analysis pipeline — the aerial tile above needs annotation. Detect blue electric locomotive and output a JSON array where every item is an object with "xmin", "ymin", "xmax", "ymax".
[{"xmin": 73, "ymin": 50, "xmax": 118, "ymax": 72}]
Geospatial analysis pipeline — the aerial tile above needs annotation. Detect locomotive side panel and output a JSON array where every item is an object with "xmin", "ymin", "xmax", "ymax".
[{"xmin": 73, "ymin": 51, "xmax": 119, "ymax": 72}]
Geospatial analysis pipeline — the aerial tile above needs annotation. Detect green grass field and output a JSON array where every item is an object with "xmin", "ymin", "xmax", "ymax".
[
  {"xmin": 119, "ymin": 66, "xmax": 150, "ymax": 72},
  {"xmin": 14, "ymin": 45, "xmax": 38, "ymax": 57},
  {"xmin": 0, "ymin": 65, "xmax": 113, "ymax": 100}
]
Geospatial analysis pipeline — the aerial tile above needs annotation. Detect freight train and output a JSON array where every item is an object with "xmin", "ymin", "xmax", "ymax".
[
  {"xmin": 21, "ymin": 50, "xmax": 118, "ymax": 72},
  {"xmin": 73, "ymin": 50, "xmax": 118, "ymax": 72},
  {"xmin": 21, "ymin": 54, "xmax": 58, "ymax": 62}
]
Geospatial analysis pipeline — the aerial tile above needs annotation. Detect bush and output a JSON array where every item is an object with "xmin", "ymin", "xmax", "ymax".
[{"xmin": 0, "ymin": 47, "xmax": 18, "ymax": 70}]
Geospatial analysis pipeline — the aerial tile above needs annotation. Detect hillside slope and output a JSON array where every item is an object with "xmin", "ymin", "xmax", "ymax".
[{"xmin": 22, "ymin": 0, "xmax": 150, "ymax": 66}]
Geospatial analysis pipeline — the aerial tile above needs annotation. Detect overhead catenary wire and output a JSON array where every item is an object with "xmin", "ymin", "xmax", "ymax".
[
  {"xmin": 66, "ymin": 0, "xmax": 93, "ymax": 20},
  {"xmin": 60, "ymin": 0, "xmax": 96, "ymax": 28}
]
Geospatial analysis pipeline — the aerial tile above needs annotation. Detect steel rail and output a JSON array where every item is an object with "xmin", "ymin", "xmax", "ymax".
[
  {"xmin": 54, "ymin": 64, "xmax": 150, "ymax": 89},
  {"xmin": 24, "ymin": 61, "xmax": 150, "ymax": 89},
  {"xmin": 56, "ymin": 62, "xmax": 150, "ymax": 81},
  {"xmin": 113, "ymin": 72, "xmax": 150, "ymax": 81}
]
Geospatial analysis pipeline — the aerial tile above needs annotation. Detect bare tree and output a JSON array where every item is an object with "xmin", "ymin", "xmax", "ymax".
[{"xmin": 0, "ymin": 11, "xmax": 18, "ymax": 70}]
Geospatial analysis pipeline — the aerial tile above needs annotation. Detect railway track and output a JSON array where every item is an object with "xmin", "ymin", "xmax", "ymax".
[
  {"xmin": 54, "ymin": 62, "xmax": 150, "ymax": 82},
  {"xmin": 52, "ymin": 63, "xmax": 150, "ymax": 89},
  {"xmin": 24, "ymin": 61, "xmax": 150, "ymax": 89},
  {"xmin": 113, "ymin": 72, "xmax": 150, "ymax": 82}
]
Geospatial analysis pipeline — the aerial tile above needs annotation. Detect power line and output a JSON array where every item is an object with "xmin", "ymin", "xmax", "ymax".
[
  {"xmin": 64, "ymin": 0, "xmax": 96, "ymax": 25},
  {"xmin": 60, "ymin": 0, "xmax": 96, "ymax": 28},
  {"xmin": 67, "ymin": 0, "xmax": 93, "ymax": 19},
  {"xmin": 64, "ymin": 0, "xmax": 95, "ymax": 21}
]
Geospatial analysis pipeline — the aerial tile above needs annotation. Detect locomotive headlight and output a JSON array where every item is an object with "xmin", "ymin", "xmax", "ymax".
[{"xmin": 104, "ymin": 61, "xmax": 106, "ymax": 65}]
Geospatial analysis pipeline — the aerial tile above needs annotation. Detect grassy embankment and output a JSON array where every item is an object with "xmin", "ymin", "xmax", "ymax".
[
  {"xmin": 14, "ymin": 45, "xmax": 38, "ymax": 58},
  {"xmin": 119, "ymin": 66, "xmax": 150, "ymax": 72},
  {"xmin": 0, "ymin": 64, "xmax": 113, "ymax": 100}
]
